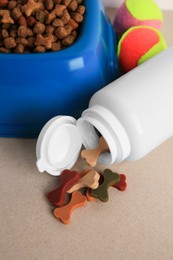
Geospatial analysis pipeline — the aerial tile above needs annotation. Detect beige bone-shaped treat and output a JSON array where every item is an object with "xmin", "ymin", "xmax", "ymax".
[
  {"xmin": 67, "ymin": 170, "xmax": 100, "ymax": 193},
  {"xmin": 81, "ymin": 136, "xmax": 109, "ymax": 167},
  {"xmin": 53, "ymin": 191, "xmax": 87, "ymax": 224}
]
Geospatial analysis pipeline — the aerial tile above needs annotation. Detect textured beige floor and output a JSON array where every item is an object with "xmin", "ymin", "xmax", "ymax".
[{"xmin": 1, "ymin": 9, "xmax": 173, "ymax": 260}]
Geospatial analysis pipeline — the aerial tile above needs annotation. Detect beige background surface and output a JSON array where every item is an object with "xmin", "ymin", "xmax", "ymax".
[{"xmin": 1, "ymin": 9, "xmax": 173, "ymax": 260}]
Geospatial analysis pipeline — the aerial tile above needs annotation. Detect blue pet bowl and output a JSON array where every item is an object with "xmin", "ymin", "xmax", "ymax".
[{"xmin": 0, "ymin": 0, "xmax": 118, "ymax": 137}]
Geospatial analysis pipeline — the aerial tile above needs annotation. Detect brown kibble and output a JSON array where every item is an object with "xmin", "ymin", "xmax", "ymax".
[
  {"xmin": 28, "ymin": 28, "xmax": 34, "ymax": 36},
  {"xmin": 10, "ymin": 29, "xmax": 18, "ymax": 38},
  {"xmin": 34, "ymin": 46, "xmax": 46, "ymax": 53},
  {"xmin": 44, "ymin": 0, "xmax": 54, "ymax": 10},
  {"xmin": 52, "ymin": 35, "xmax": 57, "ymax": 42},
  {"xmin": 27, "ymin": 36, "xmax": 35, "ymax": 47},
  {"xmin": 0, "ymin": 10, "xmax": 14, "ymax": 24},
  {"xmin": 71, "ymin": 12, "xmax": 83, "ymax": 23},
  {"xmin": 15, "ymin": 44, "xmax": 25, "ymax": 53},
  {"xmin": 16, "ymin": 3, "xmax": 22, "ymax": 9},
  {"xmin": 35, "ymin": 10, "xmax": 46, "ymax": 23},
  {"xmin": 68, "ymin": 0, "xmax": 78, "ymax": 11},
  {"xmin": 11, "ymin": 7, "xmax": 22, "ymax": 20},
  {"xmin": 1, "ymin": 29, "xmax": 9, "ymax": 39},
  {"xmin": 22, "ymin": 0, "xmax": 44, "ymax": 17},
  {"xmin": 53, "ymin": 4, "xmax": 66, "ymax": 16},
  {"xmin": 7, "ymin": 1, "xmax": 17, "ymax": 10},
  {"xmin": 4, "ymin": 37, "xmax": 16, "ymax": 49},
  {"xmin": 62, "ymin": 34, "xmax": 75, "ymax": 46},
  {"xmin": 64, "ymin": 25, "xmax": 73, "ymax": 35},
  {"xmin": 71, "ymin": 30, "xmax": 78, "ymax": 38},
  {"xmin": 18, "ymin": 25, "xmax": 30, "ymax": 37},
  {"xmin": 0, "ymin": 47, "xmax": 11, "ymax": 53},
  {"xmin": 26, "ymin": 16, "xmax": 36, "ymax": 27},
  {"xmin": 45, "ymin": 25, "xmax": 55, "ymax": 34},
  {"xmin": 67, "ymin": 19, "xmax": 78, "ymax": 29},
  {"xmin": 45, "ymin": 12, "xmax": 56, "ymax": 24},
  {"xmin": 62, "ymin": 0, "xmax": 71, "ymax": 6},
  {"xmin": 18, "ymin": 16, "xmax": 27, "ymax": 26},
  {"xmin": 34, "ymin": 33, "xmax": 54, "ymax": 49},
  {"xmin": 16, "ymin": 37, "xmax": 28, "ymax": 46},
  {"xmin": 55, "ymin": 26, "xmax": 68, "ymax": 39},
  {"xmin": 52, "ymin": 18, "xmax": 63, "ymax": 27},
  {"xmin": 60, "ymin": 9, "xmax": 70, "ymax": 24},
  {"xmin": 51, "ymin": 41, "xmax": 61, "ymax": 51},
  {"xmin": 76, "ymin": 5, "xmax": 85, "ymax": 15},
  {"xmin": 0, "ymin": 0, "xmax": 8, "ymax": 8},
  {"xmin": 33, "ymin": 22, "xmax": 45, "ymax": 34}
]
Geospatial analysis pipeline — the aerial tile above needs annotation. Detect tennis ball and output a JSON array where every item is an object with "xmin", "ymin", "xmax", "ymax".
[
  {"xmin": 114, "ymin": 0, "xmax": 163, "ymax": 37},
  {"xmin": 118, "ymin": 26, "xmax": 167, "ymax": 73}
]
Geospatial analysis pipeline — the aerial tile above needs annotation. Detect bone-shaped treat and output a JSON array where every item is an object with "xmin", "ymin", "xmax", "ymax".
[
  {"xmin": 22, "ymin": 0, "xmax": 44, "ymax": 16},
  {"xmin": 99, "ymin": 172, "xmax": 127, "ymax": 191},
  {"xmin": 113, "ymin": 174, "xmax": 127, "ymax": 191},
  {"xmin": 47, "ymin": 170, "xmax": 80, "ymax": 207},
  {"xmin": 81, "ymin": 136, "xmax": 109, "ymax": 167},
  {"xmin": 53, "ymin": 191, "xmax": 87, "ymax": 224},
  {"xmin": 86, "ymin": 189, "xmax": 96, "ymax": 202},
  {"xmin": 91, "ymin": 169, "xmax": 120, "ymax": 202},
  {"xmin": 79, "ymin": 169, "xmax": 91, "ymax": 178},
  {"xmin": 0, "ymin": 10, "xmax": 14, "ymax": 24},
  {"xmin": 67, "ymin": 170, "xmax": 100, "ymax": 193}
]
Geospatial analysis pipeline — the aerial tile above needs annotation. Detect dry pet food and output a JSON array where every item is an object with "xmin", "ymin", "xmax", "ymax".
[{"xmin": 0, "ymin": 0, "xmax": 85, "ymax": 53}]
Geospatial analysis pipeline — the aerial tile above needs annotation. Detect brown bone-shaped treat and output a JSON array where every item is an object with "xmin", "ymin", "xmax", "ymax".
[
  {"xmin": 34, "ymin": 34, "xmax": 54, "ymax": 49},
  {"xmin": 81, "ymin": 136, "xmax": 109, "ymax": 167},
  {"xmin": 53, "ymin": 191, "xmax": 87, "ymax": 224},
  {"xmin": 22, "ymin": 0, "xmax": 44, "ymax": 17},
  {"xmin": 53, "ymin": 4, "xmax": 66, "ymax": 16},
  {"xmin": 91, "ymin": 169, "xmax": 120, "ymax": 202},
  {"xmin": 47, "ymin": 169, "xmax": 81, "ymax": 207},
  {"xmin": 67, "ymin": 170, "xmax": 100, "ymax": 193}
]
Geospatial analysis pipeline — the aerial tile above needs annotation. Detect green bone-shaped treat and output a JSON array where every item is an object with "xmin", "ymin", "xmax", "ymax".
[{"xmin": 91, "ymin": 169, "xmax": 120, "ymax": 202}]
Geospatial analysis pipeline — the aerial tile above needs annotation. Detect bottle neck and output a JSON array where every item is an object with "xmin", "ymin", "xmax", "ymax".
[{"xmin": 77, "ymin": 105, "xmax": 131, "ymax": 164}]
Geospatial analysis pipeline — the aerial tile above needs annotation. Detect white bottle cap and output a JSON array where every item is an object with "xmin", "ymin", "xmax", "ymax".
[{"xmin": 36, "ymin": 116, "xmax": 82, "ymax": 176}]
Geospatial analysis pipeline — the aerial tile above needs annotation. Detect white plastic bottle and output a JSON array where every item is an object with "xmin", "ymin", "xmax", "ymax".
[{"xmin": 36, "ymin": 47, "xmax": 173, "ymax": 175}]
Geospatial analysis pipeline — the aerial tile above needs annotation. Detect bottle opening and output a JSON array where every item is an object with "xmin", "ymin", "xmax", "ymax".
[
  {"xmin": 77, "ymin": 117, "xmax": 115, "ymax": 165},
  {"xmin": 77, "ymin": 105, "xmax": 131, "ymax": 165}
]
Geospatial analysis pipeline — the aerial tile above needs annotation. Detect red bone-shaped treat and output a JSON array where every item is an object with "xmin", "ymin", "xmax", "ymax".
[
  {"xmin": 47, "ymin": 169, "xmax": 80, "ymax": 207},
  {"xmin": 113, "ymin": 174, "xmax": 127, "ymax": 191}
]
